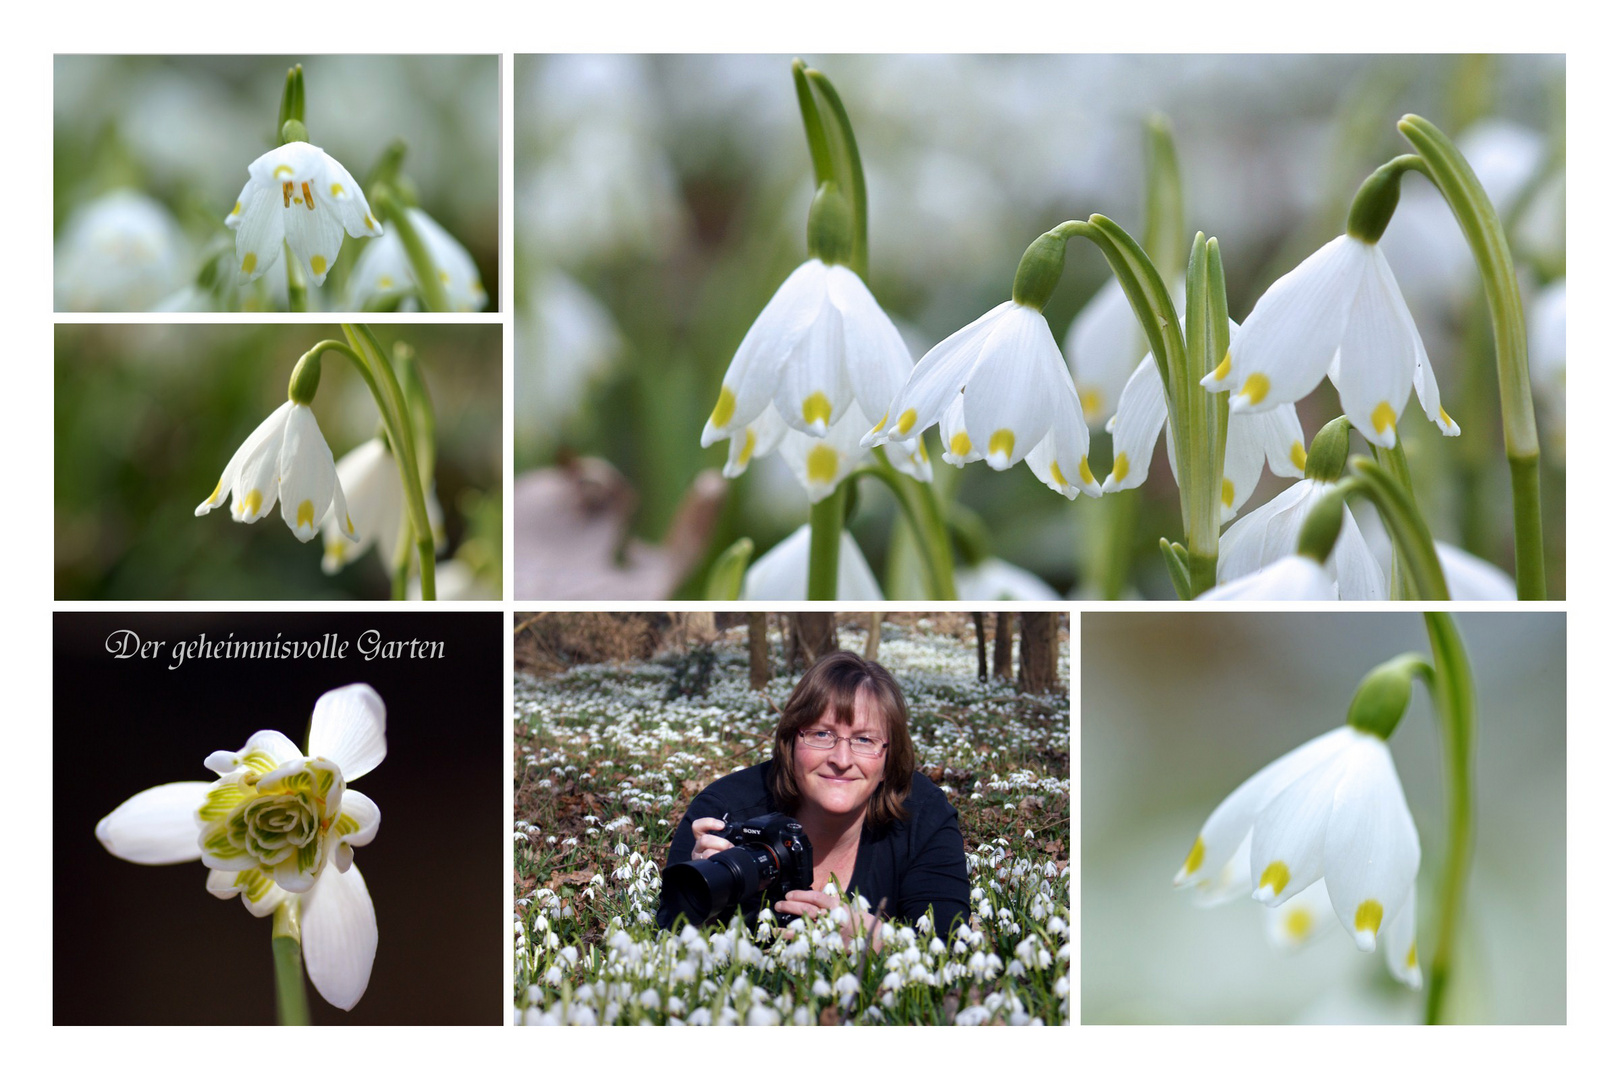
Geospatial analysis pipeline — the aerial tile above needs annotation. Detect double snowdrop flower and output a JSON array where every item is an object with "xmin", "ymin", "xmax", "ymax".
[
  {"xmin": 1202, "ymin": 233, "xmax": 1458, "ymax": 449},
  {"xmin": 1100, "ymin": 319, "xmax": 1306, "ymax": 522},
  {"xmin": 701, "ymin": 258, "xmax": 929, "ymax": 502},
  {"xmin": 196, "ymin": 399, "xmax": 360, "ymax": 546},
  {"xmin": 863, "ymin": 301, "xmax": 1098, "ymax": 500},
  {"xmin": 96, "ymin": 684, "xmax": 387, "ymax": 1009},
  {"xmin": 227, "ymin": 141, "xmax": 383, "ymax": 288},
  {"xmin": 1175, "ymin": 724, "xmax": 1421, "ymax": 989},
  {"xmin": 347, "ymin": 207, "xmax": 488, "ymax": 312}
]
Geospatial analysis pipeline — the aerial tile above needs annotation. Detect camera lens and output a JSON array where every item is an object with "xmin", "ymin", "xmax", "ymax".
[{"xmin": 660, "ymin": 846, "xmax": 775, "ymax": 924}]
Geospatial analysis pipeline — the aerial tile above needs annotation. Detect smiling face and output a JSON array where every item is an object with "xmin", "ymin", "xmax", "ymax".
[{"xmin": 791, "ymin": 687, "xmax": 888, "ymax": 821}]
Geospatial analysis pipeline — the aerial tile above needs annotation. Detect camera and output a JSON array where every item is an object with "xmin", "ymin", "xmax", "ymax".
[{"xmin": 660, "ymin": 813, "xmax": 815, "ymax": 926}]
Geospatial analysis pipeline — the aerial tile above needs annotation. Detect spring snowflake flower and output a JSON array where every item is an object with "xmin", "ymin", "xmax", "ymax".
[
  {"xmin": 1202, "ymin": 235, "xmax": 1458, "ymax": 449},
  {"xmin": 54, "ymin": 190, "xmax": 190, "ymax": 312},
  {"xmin": 1174, "ymin": 724, "xmax": 1421, "ymax": 986},
  {"xmin": 1215, "ymin": 479, "xmax": 1387, "ymax": 600},
  {"xmin": 95, "ymin": 684, "xmax": 387, "ymax": 1009},
  {"xmin": 320, "ymin": 437, "xmax": 446, "ymax": 574},
  {"xmin": 702, "ymin": 258, "xmax": 927, "ymax": 499},
  {"xmin": 865, "ymin": 301, "xmax": 1098, "ymax": 499},
  {"xmin": 1102, "ymin": 347, "xmax": 1306, "ymax": 522},
  {"xmin": 954, "ymin": 557, "xmax": 1061, "ymax": 601},
  {"xmin": 226, "ymin": 141, "xmax": 383, "ymax": 287},
  {"xmin": 1201, "ymin": 554, "xmax": 1337, "ymax": 601},
  {"xmin": 347, "ymin": 207, "xmax": 488, "ymax": 312},
  {"xmin": 195, "ymin": 400, "xmax": 360, "ymax": 545},
  {"xmin": 739, "ymin": 524, "xmax": 882, "ymax": 600}
]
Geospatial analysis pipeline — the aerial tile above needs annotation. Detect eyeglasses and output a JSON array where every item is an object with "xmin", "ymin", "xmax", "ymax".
[{"xmin": 797, "ymin": 729, "xmax": 888, "ymax": 758}]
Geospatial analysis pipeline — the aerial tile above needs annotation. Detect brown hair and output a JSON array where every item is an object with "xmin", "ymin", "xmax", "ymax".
[{"xmin": 770, "ymin": 650, "xmax": 915, "ymax": 829}]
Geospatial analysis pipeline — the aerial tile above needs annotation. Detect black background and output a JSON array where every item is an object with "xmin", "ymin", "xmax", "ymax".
[{"xmin": 54, "ymin": 612, "xmax": 503, "ymax": 1025}]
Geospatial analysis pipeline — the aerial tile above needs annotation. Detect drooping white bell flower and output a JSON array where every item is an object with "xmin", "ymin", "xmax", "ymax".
[
  {"xmin": 739, "ymin": 524, "xmax": 882, "ymax": 600},
  {"xmin": 1202, "ymin": 234, "xmax": 1459, "ymax": 449},
  {"xmin": 226, "ymin": 141, "xmax": 383, "ymax": 287},
  {"xmin": 1101, "ymin": 334, "xmax": 1306, "ymax": 521},
  {"xmin": 54, "ymin": 190, "xmax": 191, "ymax": 312},
  {"xmin": 1174, "ymin": 723, "xmax": 1421, "ymax": 975},
  {"xmin": 95, "ymin": 684, "xmax": 387, "ymax": 1010},
  {"xmin": 196, "ymin": 400, "xmax": 360, "ymax": 545},
  {"xmin": 1216, "ymin": 480, "xmax": 1387, "ymax": 600},
  {"xmin": 864, "ymin": 301, "xmax": 1099, "ymax": 499},
  {"xmin": 1064, "ymin": 276, "xmax": 1185, "ymax": 428},
  {"xmin": 1200, "ymin": 553, "xmax": 1337, "ymax": 601},
  {"xmin": 319, "ymin": 437, "xmax": 447, "ymax": 575},
  {"xmin": 346, "ymin": 207, "xmax": 488, "ymax": 312}
]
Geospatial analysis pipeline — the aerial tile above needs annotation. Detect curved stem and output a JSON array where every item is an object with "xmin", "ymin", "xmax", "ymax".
[
  {"xmin": 1398, "ymin": 115, "xmax": 1545, "ymax": 598},
  {"xmin": 1371, "ymin": 435, "xmax": 1418, "ymax": 601},
  {"xmin": 1346, "ymin": 460, "xmax": 1450, "ymax": 600},
  {"xmin": 807, "ymin": 484, "xmax": 845, "ymax": 600},
  {"xmin": 852, "ymin": 453, "xmax": 958, "ymax": 599},
  {"xmin": 272, "ymin": 902, "xmax": 310, "ymax": 1025},
  {"xmin": 1420, "ymin": 612, "xmax": 1477, "ymax": 1024}
]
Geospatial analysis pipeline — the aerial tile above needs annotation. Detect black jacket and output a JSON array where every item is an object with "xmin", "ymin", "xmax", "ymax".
[{"xmin": 656, "ymin": 760, "xmax": 970, "ymax": 937}]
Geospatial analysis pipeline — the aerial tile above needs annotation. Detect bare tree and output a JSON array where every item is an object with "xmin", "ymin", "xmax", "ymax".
[
  {"xmin": 1017, "ymin": 612, "xmax": 1060, "ymax": 694},
  {"xmin": 972, "ymin": 613, "xmax": 988, "ymax": 682},
  {"xmin": 748, "ymin": 613, "xmax": 770, "ymax": 689},
  {"xmin": 792, "ymin": 613, "xmax": 837, "ymax": 662},
  {"xmin": 993, "ymin": 612, "xmax": 1014, "ymax": 680},
  {"xmin": 864, "ymin": 613, "xmax": 883, "ymax": 660}
]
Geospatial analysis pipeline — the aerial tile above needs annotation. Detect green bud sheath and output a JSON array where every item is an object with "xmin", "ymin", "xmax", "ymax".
[
  {"xmin": 806, "ymin": 181, "xmax": 854, "ymax": 266},
  {"xmin": 280, "ymin": 119, "xmax": 309, "ymax": 147},
  {"xmin": 1304, "ymin": 416, "xmax": 1352, "ymax": 482},
  {"xmin": 1295, "ymin": 486, "xmax": 1347, "ymax": 565},
  {"xmin": 1011, "ymin": 231, "xmax": 1068, "ymax": 311},
  {"xmin": 287, "ymin": 351, "xmax": 322, "ymax": 404},
  {"xmin": 1347, "ymin": 157, "xmax": 1411, "ymax": 243},
  {"xmin": 1347, "ymin": 653, "xmax": 1431, "ymax": 739}
]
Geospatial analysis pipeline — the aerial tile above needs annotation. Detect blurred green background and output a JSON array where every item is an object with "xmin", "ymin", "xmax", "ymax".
[
  {"xmin": 54, "ymin": 55, "xmax": 499, "ymax": 311},
  {"xmin": 515, "ymin": 54, "xmax": 1564, "ymax": 599},
  {"xmin": 1081, "ymin": 612, "xmax": 1565, "ymax": 1023},
  {"xmin": 55, "ymin": 324, "xmax": 502, "ymax": 599}
]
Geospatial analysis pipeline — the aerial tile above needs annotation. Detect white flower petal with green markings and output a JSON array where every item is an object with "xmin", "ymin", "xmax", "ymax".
[
  {"xmin": 277, "ymin": 404, "xmax": 342, "ymax": 543},
  {"xmin": 95, "ymin": 781, "xmax": 212, "ymax": 865},
  {"xmin": 938, "ymin": 395, "xmax": 981, "ymax": 466},
  {"xmin": 739, "ymin": 525, "xmax": 883, "ymax": 601},
  {"xmin": 307, "ymin": 683, "xmax": 388, "ymax": 781},
  {"xmin": 1189, "ymin": 833, "xmax": 1254, "ymax": 909},
  {"xmin": 719, "ymin": 406, "xmax": 788, "ymax": 480},
  {"xmin": 229, "ymin": 141, "xmax": 381, "ymax": 287},
  {"xmin": 206, "ymin": 867, "xmax": 294, "ymax": 918},
  {"xmin": 336, "ymin": 789, "xmax": 382, "ymax": 849},
  {"xmin": 301, "ymin": 857, "xmax": 378, "ymax": 1011},
  {"xmin": 1323, "ymin": 731, "xmax": 1421, "ymax": 952},
  {"xmin": 203, "ymin": 729, "xmax": 302, "ymax": 776},
  {"xmin": 1022, "ymin": 369, "xmax": 1096, "ymax": 498}
]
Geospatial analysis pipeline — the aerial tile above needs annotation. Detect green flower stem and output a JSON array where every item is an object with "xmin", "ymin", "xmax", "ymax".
[
  {"xmin": 1397, "ymin": 114, "xmax": 1545, "ymax": 599},
  {"xmin": 1180, "ymin": 235, "xmax": 1228, "ymax": 596},
  {"xmin": 1142, "ymin": 115, "xmax": 1185, "ymax": 278},
  {"xmin": 792, "ymin": 60, "xmax": 836, "ymax": 192},
  {"xmin": 284, "ymin": 241, "xmax": 309, "ymax": 312},
  {"xmin": 1346, "ymin": 458, "xmax": 1450, "ymax": 599},
  {"xmin": 807, "ymin": 483, "xmax": 846, "ymax": 600},
  {"xmin": 852, "ymin": 453, "xmax": 958, "ymax": 600},
  {"xmin": 277, "ymin": 65, "xmax": 305, "ymax": 141},
  {"xmin": 351, "ymin": 325, "xmax": 437, "ymax": 600},
  {"xmin": 1420, "ymin": 612, "xmax": 1478, "ymax": 1025},
  {"xmin": 272, "ymin": 902, "xmax": 310, "ymax": 1026},
  {"xmin": 1088, "ymin": 489, "xmax": 1139, "ymax": 600},
  {"xmin": 372, "ymin": 190, "xmax": 453, "ymax": 313},
  {"xmin": 1371, "ymin": 436, "xmax": 1418, "ymax": 601}
]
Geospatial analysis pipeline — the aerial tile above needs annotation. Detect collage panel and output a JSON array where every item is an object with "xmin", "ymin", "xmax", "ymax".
[
  {"xmin": 55, "ymin": 323, "xmax": 501, "ymax": 600},
  {"xmin": 55, "ymin": 611, "xmax": 504, "ymax": 1024},
  {"xmin": 53, "ymin": 55, "xmax": 498, "ymax": 314},
  {"xmin": 515, "ymin": 54, "xmax": 1563, "ymax": 602},
  {"xmin": 1079, "ymin": 611, "xmax": 1565, "ymax": 1024},
  {"xmin": 513, "ymin": 611, "xmax": 1071, "ymax": 1024}
]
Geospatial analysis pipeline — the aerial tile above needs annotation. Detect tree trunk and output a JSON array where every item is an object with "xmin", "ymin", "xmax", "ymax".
[
  {"xmin": 972, "ymin": 613, "xmax": 988, "ymax": 682},
  {"xmin": 748, "ymin": 613, "xmax": 770, "ymax": 689},
  {"xmin": 993, "ymin": 612, "xmax": 1014, "ymax": 680},
  {"xmin": 1017, "ymin": 612, "xmax": 1059, "ymax": 694},
  {"xmin": 673, "ymin": 611, "xmax": 716, "ymax": 647},
  {"xmin": 864, "ymin": 613, "xmax": 883, "ymax": 660},
  {"xmin": 793, "ymin": 613, "xmax": 838, "ymax": 662}
]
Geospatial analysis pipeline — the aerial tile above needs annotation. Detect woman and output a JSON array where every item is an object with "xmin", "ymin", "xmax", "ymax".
[{"xmin": 657, "ymin": 650, "xmax": 970, "ymax": 941}]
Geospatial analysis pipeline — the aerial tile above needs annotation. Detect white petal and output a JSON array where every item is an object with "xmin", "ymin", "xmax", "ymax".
[
  {"xmin": 779, "ymin": 407, "xmax": 867, "ymax": 503},
  {"xmin": 738, "ymin": 526, "xmax": 883, "ymax": 601},
  {"xmin": 231, "ymin": 401, "xmax": 296, "ymax": 523},
  {"xmin": 1437, "ymin": 542, "xmax": 1516, "ymax": 600},
  {"xmin": 772, "ymin": 298, "xmax": 850, "ymax": 437},
  {"xmin": 96, "ymin": 781, "xmax": 209, "ymax": 865},
  {"xmin": 1216, "ymin": 479, "xmax": 1316, "ymax": 584},
  {"xmin": 205, "ymin": 729, "xmax": 303, "ymax": 775},
  {"xmin": 207, "ymin": 867, "xmax": 293, "ymax": 917},
  {"xmin": 1330, "ymin": 509, "xmax": 1389, "ymax": 600},
  {"xmin": 1324, "ymin": 731, "xmax": 1421, "ymax": 951},
  {"xmin": 1384, "ymin": 891, "xmax": 1422, "ymax": 989},
  {"xmin": 337, "ymin": 788, "xmax": 381, "ymax": 848},
  {"xmin": 323, "ymin": 438, "xmax": 400, "ymax": 572},
  {"xmin": 301, "ymin": 858, "xmax": 378, "ymax": 1011},
  {"xmin": 1099, "ymin": 355, "xmax": 1166, "ymax": 494},
  {"xmin": 954, "ymin": 558, "xmax": 1060, "ymax": 601},
  {"xmin": 307, "ymin": 683, "xmax": 387, "ymax": 780},
  {"xmin": 1249, "ymin": 749, "xmax": 1355, "ymax": 905},
  {"xmin": 232, "ymin": 186, "xmax": 285, "ymax": 283},
  {"xmin": 1265, "ymin": 878, "xmax": 1337, "ymax": 949},
  {"xmin": 1175, "ymin": 727, "xmax": 1357, "ymax": 889},
  {"xmin": 1065, "ymin": 278, "xmax": 1147, "ymax": 426},
  {"xmin": 1222, "ymin": 236, "xmax": 1369, "ymax": 409},
  {"xmin": 721, "ymin": 406, "xmax": 788, "ymax": 480},
  {"xmin": 277, "ymin": 405, "xmax": 339, "ymax": 542},
  {"xmin": 284, "ymin": 190, "xmax": 345, "ymax": 287},
  {"xmin": 1022, "ymin": 371, "xmax": 1091, "ymax": 498},
  {"xmin": 406, "ymin": 208, "xmax": 487, "ymax": 311},
  {"xmin": 1329, "ymin": 249, "xmax": 1419, "ymax": 449},
  {"xmin": 870, "ymin": 302, "xmax": 1012, "ymax": 446},
  {"xmin": 938, "ymin": 394, "xmax": 980, "ymax": 465},
  {"xmin": 196, "ymin": 402, "xmax": 289, "ymax": 517},
  {"xmin": 825, "ymin": 265, "xmax": 912, "ymax": 424},
  {"xmin": 703, "ymin": 260, "xmax": 829, "ymax": 443},
  {"xmin": 961, "ymin": 306, "xmax": 1059, "ymax": 469},
  {"xmin": 1202, "ymin": 554, "xmax": 1337, "ymax": 600},
  {"xmin": 1189, "ymin": 834, "xmax": 1253, "ymax": 908},
  {"xmin": 319, "ymin": 151, "xmax": 383, "ymax": 239}
]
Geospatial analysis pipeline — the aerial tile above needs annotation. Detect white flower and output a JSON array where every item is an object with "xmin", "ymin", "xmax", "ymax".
[
  {"xmin": 1435, "ymin": 542, "xmax": 1516, "ymax": 601},
  {"xmin": 1216, "ymin": 480, "xmax": 1387, "ymax": 600},
  {"xmin": 196, "ymin": 400, "xmax": 360, "ymax": 545},
  {"xmin": 347, "ymin": 207, "xmax": 488, "ymax": 312},
  {"xmin": 1102, "ymin": 349, "xmax": 1306, "ymax": 522},
  {"xmin": 954, "ymin": 557, "xmax": 1060, "ymax": 601},
  {"xmin": 226, "ymin": 141, "xmax": 382, "ymax": 287},
  {"xmin": 1064, "ymin": 276, "xmax": 1184, "ymax": 427},
  {"xmin": 1201, "ymin": 554, "xmax": 1337, "ymax": 601},
  {"xmin": 54, "ymin": 190, "xmax": 190, "ymax": 312},
  {"xmin": 865, "ymin": 301, "xmax": 1098, "ymax": 499},
  {"xmin": 702, "ymin": 258, "xmax": 926, "ymax": 498},
  {"xmin": 320, "ymin": 437, "xmax": 445, "ymax": 574},
  {"xmin": 738, "ymin": 525, "xmax": 882, "ymax": 601},
  {"xmin": 1174, "ymin": 724, "xmax": 1421, "ymax": 970},
  {"xmin": 1203, "ymin": 234, "xmax": 1459, "ymax": 448},
  {"xmin": 95, "ymin": 684, "xmax": 387, "ymax": 1010}
]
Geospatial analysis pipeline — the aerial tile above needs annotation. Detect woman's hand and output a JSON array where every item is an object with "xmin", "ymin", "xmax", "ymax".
[
  {"xmin": 689, "ymin": 818, "xmax": 734, "ymax": 860},
  {"xmin": 774, "ymin": 889, "xmax": 882, "ymax": 949}
]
